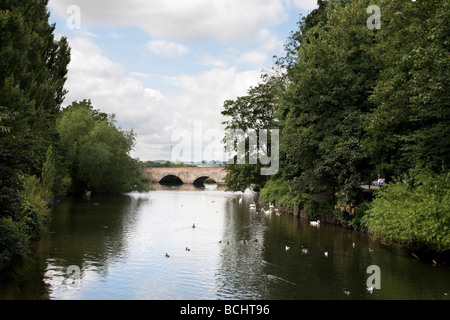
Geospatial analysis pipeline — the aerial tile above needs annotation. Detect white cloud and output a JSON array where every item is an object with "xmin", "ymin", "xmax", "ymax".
[
  {"xmin": 63, "ymin": 37, "xmax": 261, "ymax": 161},
  {"xmin": 238, "ymin": 50, "xmax": 269, "ymax": 67},
  {"xmin": 48, "ymin": 0, "xmax": 288, "ymax": 42},
  {"xmin": 199, "ymin": 53, "xmax": 227, "ymax": 68},
  {"xmin": 145, "ymin": 40, "xmax": 192, "ymax": 58},
  {"xmin": 257, "ymin": 28, "xmax": 284, "ymax": 53}
]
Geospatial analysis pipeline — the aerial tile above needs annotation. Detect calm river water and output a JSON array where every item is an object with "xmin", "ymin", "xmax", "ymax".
[{"xmin": 0, "ymin": 184, "xmax": 448, "ymax": 300}]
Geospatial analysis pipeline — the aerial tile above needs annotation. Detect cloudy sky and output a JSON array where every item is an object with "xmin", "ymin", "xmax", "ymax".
[{"xmin": 47, "ymin": 0, "xmax": 318, "ymax": 162}]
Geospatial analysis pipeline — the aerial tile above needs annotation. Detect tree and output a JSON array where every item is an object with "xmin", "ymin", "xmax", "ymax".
[
  {"xmin": 57, "ymin": 100, "xmax": 148, "ymax": 194},
  {"xmin": 277, "ymin": 0, "xmax": 379, "ymax": 215},
  {"xmin": 221, "ymin": 74, "xmax": 282, "ymax": 191},
  {"xmin": 0, "ymin": 0, "xmax": 70, "ymax": 269},
  {"xmin": 364, "ymin": 0, "xmax": 450, "ymax": 179}
]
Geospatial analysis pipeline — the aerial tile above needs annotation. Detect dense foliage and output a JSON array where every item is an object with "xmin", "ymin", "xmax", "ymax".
[
  {"xmin": 363, "ymin": 170, "xmax": 450, "ymax": 253},
  {"xmin": 222, "ymin": 0, "xmax": 449, "ymax": 253},
  {"xmin": 0, "ymin": 1, "xmax": 148, "ymax": 270},
  {"xmin": 57, "ymin": 100, "xmax": 148, "ymax": 194}
]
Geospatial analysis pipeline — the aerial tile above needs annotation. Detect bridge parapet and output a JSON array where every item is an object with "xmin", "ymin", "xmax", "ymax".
[{"xmin": 143, "ymin": 167, "xmax": 226, "ymax": 185}]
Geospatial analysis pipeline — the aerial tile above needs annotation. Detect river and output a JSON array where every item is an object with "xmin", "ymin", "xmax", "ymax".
[{"xmin": 0, "ymin": 184, "xmax": 448, "ymax": 300}]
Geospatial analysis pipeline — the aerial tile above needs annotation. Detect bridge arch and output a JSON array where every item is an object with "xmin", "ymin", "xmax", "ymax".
[
  {"xmin": 159, "ymin": 174, "xmax": 183, "ymax": 185},
  {"xmin": 193, "ymin": 176, "xmax": 217, "ymax": 186}
]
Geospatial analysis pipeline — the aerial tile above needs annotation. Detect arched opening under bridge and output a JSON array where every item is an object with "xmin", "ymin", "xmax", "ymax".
[
  {"xmin": 159, "ymin": 175, "xmax": 183, "ymax": 185},
  {"xmin": 193, "ymin": 176, "xmax": 217, "ymax": 186}
]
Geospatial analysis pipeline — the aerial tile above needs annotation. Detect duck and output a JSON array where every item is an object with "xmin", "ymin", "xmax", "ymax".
[
  {"xmin": 343, "ymin": 289, "xmax": 351, "ymax": 296},
  {"xmin": 324, "ymin": 251, "xmax": 328, "ymax": 257},
  {"xmin": 367, "ymin": 286, "xmax": 374, "ymax": 294},
  {"xmin": 352, "ymin": 242, "xmax": 356, "ymax": 248},
  {"xmin": 192, "ymin": 223, "xmax": 196, "ymax": 229},
  {"xmin": 269, "ymin": 203, "xmax": 274, "ymax": 208},
  {"xmin": 368, "ymin": 248, "xmax": 374, "ymax": 253},
  {"xmin": 185, "ymin": 247, "xmax": 190, "ymax": 251},
  {"xmin": 309, "ymin": 220, "xmax": 320, "ymax": 227},
  {"xmin": 301, "ymin": 247, "xmax": 308, "ymax": 254},
  {"xmin": 165, "ymin": 253, "xmax": 170, "ymax": 258},
  {"xmin": 285, "ymin": 245, "xmax": 290, "ymax": 251}
]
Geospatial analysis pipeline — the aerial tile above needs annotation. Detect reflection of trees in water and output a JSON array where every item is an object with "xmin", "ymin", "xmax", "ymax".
[
  {"xmin": 27, "ymin": 193, "xmax": 149, "ymax": 299},
  {"xmin": 216, "ymin": 195, "xmax": 270, "ymax": 299}
]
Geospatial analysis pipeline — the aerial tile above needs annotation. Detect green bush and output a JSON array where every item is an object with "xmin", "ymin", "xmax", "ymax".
[
  {"xmin": 20, "ymin": 175, "xmax": 51, "ymax": 240},
  {"xmin": 363, "ymin": 170, "xmax": 450, "ymax": 252},
  {"xmin": 0, "ymin": 217, "xmax": 29, "ymax": 270}
]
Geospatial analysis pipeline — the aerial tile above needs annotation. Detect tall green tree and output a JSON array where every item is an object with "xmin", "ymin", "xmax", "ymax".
[
  {"xmin": 0, "ymin": 0, "xmax": 70, "ymax": 269},
  {"xmin": 57, "ymin": 100, "xmax": 148, "ymax": 194},
  {"xmin": 364, "ymin": 0, "xmax": 450, "ymax": 179},
  {"xmin": 278, "ymin": 0, "xmax": 379, "ymax": 214},
  {"xmin": 221, "ymin": 74, "xmax": 282, "ymax": 192}
]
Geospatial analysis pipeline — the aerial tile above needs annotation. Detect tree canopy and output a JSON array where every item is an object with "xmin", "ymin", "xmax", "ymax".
[{"xmin": 221, "ymin": 0, "xmax": 449, "ymax": 252}]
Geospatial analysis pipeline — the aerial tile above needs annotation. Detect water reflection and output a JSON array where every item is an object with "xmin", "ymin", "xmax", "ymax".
[
  {"xmin": 216, "ymin": 193, "xmax": 268, "ymax": 299},
  {"xmin": 0, "ymin": 185, "xmax": 449, "ymax": 300},
  {"xmin": 40, "ymin": 193, "xmax": 150, "ymax": 299}
]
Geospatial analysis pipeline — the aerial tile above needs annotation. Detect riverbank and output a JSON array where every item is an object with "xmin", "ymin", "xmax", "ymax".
[{"xmin": 257, "ymin": 187, "xmax": 450, "ymax": 267}]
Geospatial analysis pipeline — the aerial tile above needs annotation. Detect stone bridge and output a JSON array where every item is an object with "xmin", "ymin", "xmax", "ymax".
[{"xmin": 143, "ymin": 167, "xmax": 227, "ymax": 185}]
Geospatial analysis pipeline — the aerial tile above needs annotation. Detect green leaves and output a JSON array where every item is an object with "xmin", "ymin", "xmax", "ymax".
[
  {"xmin": 0, "ymin": 0, "xmax": 70, "ymax": 269},
  {"xmin": 57, "ymin": 100, "xmax": 148, "ymax": 193},
  {"xmin": 365, "ymin": 0, "xmax": 450, "ymax": 177},
  {"xmin": 278, "ymin": 0, "xmax": 377, "ymax": 204},
  {"xmin": 221, "ymin": 75, "xmax": 282, "ymax": 192},
  {"xmin": 364, "ymin": 170, "xmax": 450, "ymax": 252}
]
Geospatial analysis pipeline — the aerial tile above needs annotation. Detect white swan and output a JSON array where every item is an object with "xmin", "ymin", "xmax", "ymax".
[
  {"xmin": 285, "ymin": 246, "xmax": 290, "ymax": 251},
  {"xmin": 309, "ymin": 220, "xmax": 320, "ymax": 227},
  {"xmin": 324, "ymin": 251, "xmax": 328, "ymax": 257}
]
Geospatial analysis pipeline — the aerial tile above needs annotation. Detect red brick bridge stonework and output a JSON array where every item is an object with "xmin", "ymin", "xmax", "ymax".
[{"xmin": 143, "ymin": 167, "xmax": 227, "ymax": 185}]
